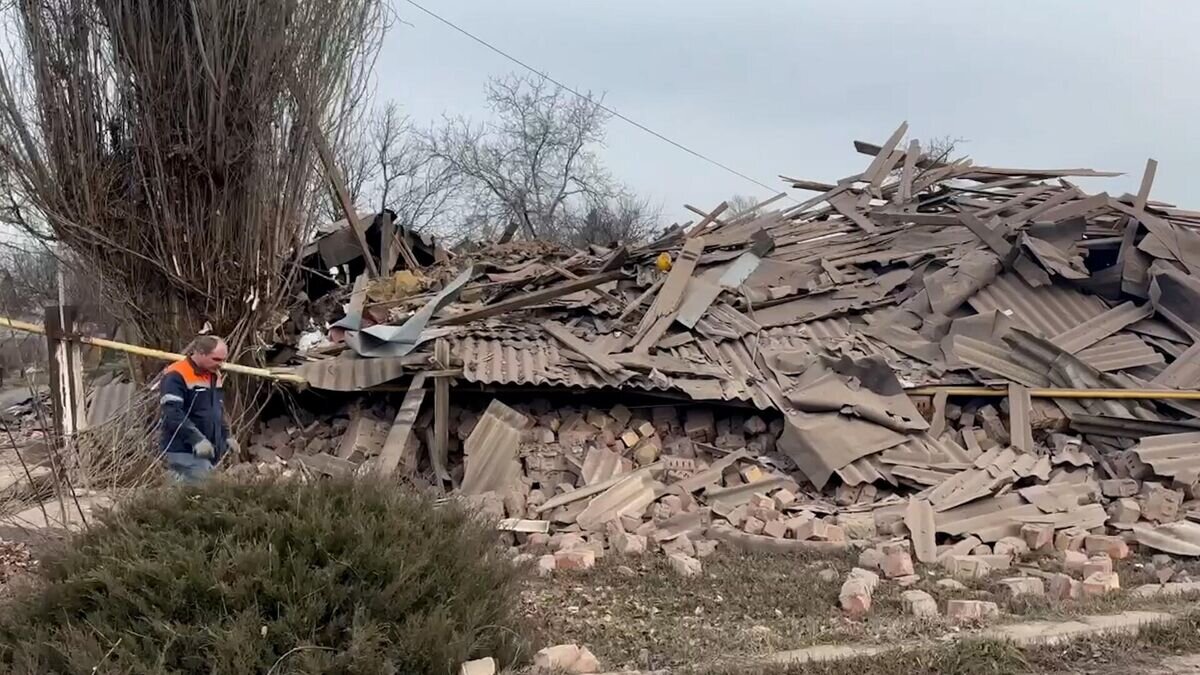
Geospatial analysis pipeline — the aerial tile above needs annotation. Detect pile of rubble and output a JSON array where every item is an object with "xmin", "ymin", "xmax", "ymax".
[{"xmin": 230, "ymin": 122, "xmax": 1200, "ymax": 584}]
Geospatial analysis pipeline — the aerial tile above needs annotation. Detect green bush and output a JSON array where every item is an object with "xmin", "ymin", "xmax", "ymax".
[{"xmin": 0, "ymin": 479, "xmax": 530, "ymax": 674}]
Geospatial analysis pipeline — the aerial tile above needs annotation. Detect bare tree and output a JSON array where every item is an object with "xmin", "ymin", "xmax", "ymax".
[
  {"xmin": 726, "ymin": 194, "xmax": 763, "ymax": 220},
  {"xmin": 569, "ymin": 195, "xmax": 658, "ymax": 247},
  {"xmin": 426, "ymin": 73, "xmax": 618, "ymax": 243},
  {"xmin": 0, "ymin": 0, "xmax": 386, "ymax": 359}
]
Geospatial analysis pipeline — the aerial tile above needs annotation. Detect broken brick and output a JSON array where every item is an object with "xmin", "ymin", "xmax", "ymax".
[
  {"xmin": 1063, "ymin": 549, "xmax": 1089, "ymax": 574},
  {"xmin": 1047, "ymin": 573, "xmax": 1082, "ymax": 601},
  {"xmin": 881, "ymin": 549, "xmax": 915, "ymax": 579},
  {"xmin": 610, "ymin": 530, "xmax": 647, "ymax": 556},
  {"xmin": 668, "ymin": 553, "xmax": 702, "ymax": 578},
  {"xmin": 857, "ymin": 548, "xmax": 883, "ymax": 571},
  {"xmin": 997, "ymin": 577, "xmax": 1045, "ymax": 597},
  {"xmin": 1108, "ymin": 498, "xmax": 1141, "ymax": 524},
  {"xmin": 763, "ymin": 519, "xmax": 789, "ymax": 539},
  {"xmin": 993, "ymin": 536, "xmax": 1030, "ymax": 559},
  {"xmin": 741, "ymin": 516, "xmax": 765, "ymax": 535},
  {"xmin": 1021, "ymin": 523, "xmax": 1055, "ymax": 552},
  {"xmin": 554, "ymin": 549, "xmax": 596, "ymax": 571},
  {"xmin": 946, "ymin": 600, "xmax": 1000, "ymax": 621},
  {"xmin": 1085, "ymin": 535, "xmax": 1130, "ymax": 560},
  {"xmin": 1082, "ymin": 554, "xmax": 1113, "ymax": 578},
  {"xmin": 1082, "ymin": 571, "xmax": 1120, "ymax": 596},
  {"xmin": 1140, "ymin": 482, "xmax": 1184, "ymax": 523},
  {"xmin": 1100, "ymin": 478, "xmax": 1140, "ymax": 498},
  {"xmin": 901, "ymin": 589, "xmax": 939, "ymax": 617}
]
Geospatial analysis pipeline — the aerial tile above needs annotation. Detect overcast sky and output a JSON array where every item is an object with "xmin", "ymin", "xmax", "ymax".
[{"xmin": 377, "ymin": 1, "xmax": 1200, "ymax": 223}]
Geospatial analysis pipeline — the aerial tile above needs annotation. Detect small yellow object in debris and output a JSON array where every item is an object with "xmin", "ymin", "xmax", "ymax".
[{"xmin": 656, "ymin": 252, "xmax": 672, "ymax": 272}]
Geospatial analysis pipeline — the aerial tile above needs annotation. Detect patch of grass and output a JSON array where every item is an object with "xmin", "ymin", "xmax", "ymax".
[{"xmin": 0, "ymin": 478, "xmax": 531, "ymax": 674}]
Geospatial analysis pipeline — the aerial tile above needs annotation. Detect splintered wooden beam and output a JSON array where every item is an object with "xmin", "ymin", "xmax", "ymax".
[
  {"xmin": 312, "ymin": 126, "xmax": 379, "ymax": 277},
  {"xmin": 431, "ymin": 270, "xmax": 623, "ymax": 326}
]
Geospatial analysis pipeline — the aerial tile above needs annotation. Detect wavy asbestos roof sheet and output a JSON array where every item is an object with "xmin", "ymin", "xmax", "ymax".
[
  {"xmin": 1132, "ymin": 432, "xmax": 1200, "ymax": 483},
  {"xmin": 968, "ymin": 272, "xmax": 1108, "ymax": 338},
  {"xmin": 1076, "ymin": 334, "xmax": 1164, "ymax": 372}
]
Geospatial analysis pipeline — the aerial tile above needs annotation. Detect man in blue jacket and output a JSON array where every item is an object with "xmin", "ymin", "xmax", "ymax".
[{"xmin": 159, "ymin": 335, "xmax": 239, "ymax": 482}]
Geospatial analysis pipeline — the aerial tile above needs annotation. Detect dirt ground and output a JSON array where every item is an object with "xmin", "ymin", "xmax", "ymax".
[{"xmin": 522, "ymin": 548, "xmax": 1200, "ymax": 674}]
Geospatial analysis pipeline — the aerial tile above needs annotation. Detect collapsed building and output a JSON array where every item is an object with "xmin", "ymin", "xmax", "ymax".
[{"xmin": 169, "ymin": 123, "xmax": 1200, "ymax": 576}]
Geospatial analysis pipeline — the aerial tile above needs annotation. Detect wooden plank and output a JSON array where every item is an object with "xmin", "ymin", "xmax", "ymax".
[
  {"xmin": 631, "ymin": 237, "xmax": 705, "ymax": 346},
  {"xmin": 975, "ymin": 186, "xmax": 1051, "ymax": 218},
  {"xmin": 432, "ymin": 270, "xmax": 622, "ymax": 326},
  {"xmin": 432, "ymin": 340, "xmax": 450, "ymax": 482},
  {"xmin": 781, "ymin": 177, "xmax": 839, "ymax": 192},
  {"xmin": 685, "ymin": 203, "xmax": 732, "ymax": 229},
  {"xmin": 686, "ymin": 202, "xmax": 729, "ymax": 238},
  {"xmin": 375, "ymin": 374, "xmax": 428, "ymax": 476},
  {"xmin": 1135, "ymin": 158, "xmax": 1158, "ymax": 213},
  {"xmin": 312, "ymin": 127, "xmax": 379, "ymax": 277},
  {"xmin": 544, "ymin": 322, "xmax": 623, "ymax": 374},
  {"xmin": 863, "ymin": 121, "xmax": 909, "ymax": 189},
  {"xmin": 1004, "ymin": 188, "xmax": 1078, "ymax": 226},
  {"xmin": 959, "ymin": 212, "xmax": 1014, "ymax": 259},
  {"xmin": 828, "ymin": 191, "xmax": 878, "ymax": 233},
  {"xmin": 898, "ymin": 139, "xmax": 919, "ymax": 203}
]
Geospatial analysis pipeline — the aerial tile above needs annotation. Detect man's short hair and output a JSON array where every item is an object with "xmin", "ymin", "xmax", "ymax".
[{"xmin": 187, "ymin": 335, "xmax": 225, "ymax": 355}]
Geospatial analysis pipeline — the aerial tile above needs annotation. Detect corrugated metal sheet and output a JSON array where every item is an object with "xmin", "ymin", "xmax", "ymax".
[
  {"xmin": 969, "ymin": 272, "xmax": 1108, "ymax": 338},
  {"xmin": 1131, "ymin": 432, "xmax": 1200, "ymax": 482},
  {"xmin": 1076, "ymin": 334, "xmax": 1164, "ymax": 372}
]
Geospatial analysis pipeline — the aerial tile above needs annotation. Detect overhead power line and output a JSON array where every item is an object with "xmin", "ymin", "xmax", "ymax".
[{"xmin": 402, "ymin": 0, "xmax": 786, "ymax": 197}]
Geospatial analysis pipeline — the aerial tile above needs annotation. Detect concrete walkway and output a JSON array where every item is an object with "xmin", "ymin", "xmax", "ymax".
[{"xmin": 763, "ymin": 610, "xmax": 1177, "ymax": 666}]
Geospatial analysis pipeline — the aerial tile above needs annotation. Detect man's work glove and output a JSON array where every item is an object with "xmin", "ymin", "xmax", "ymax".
[
  {"xmin": 226, "ymin": 437, "xmax": 242, "ymax": 458},
  {"xmin": 194, "ymin": 438, "xmax": 215, "ymax": 459}
]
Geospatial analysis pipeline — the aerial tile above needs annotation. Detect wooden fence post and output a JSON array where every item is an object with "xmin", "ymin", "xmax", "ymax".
[{"xmin": 44, "ymin": 305, "xmax": 87, "ymax": 438}]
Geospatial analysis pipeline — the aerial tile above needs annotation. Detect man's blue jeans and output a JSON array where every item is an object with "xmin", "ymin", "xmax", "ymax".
[{"xmin": 165, "ymin": 452, "xmax": 214, "ymax": 483}]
